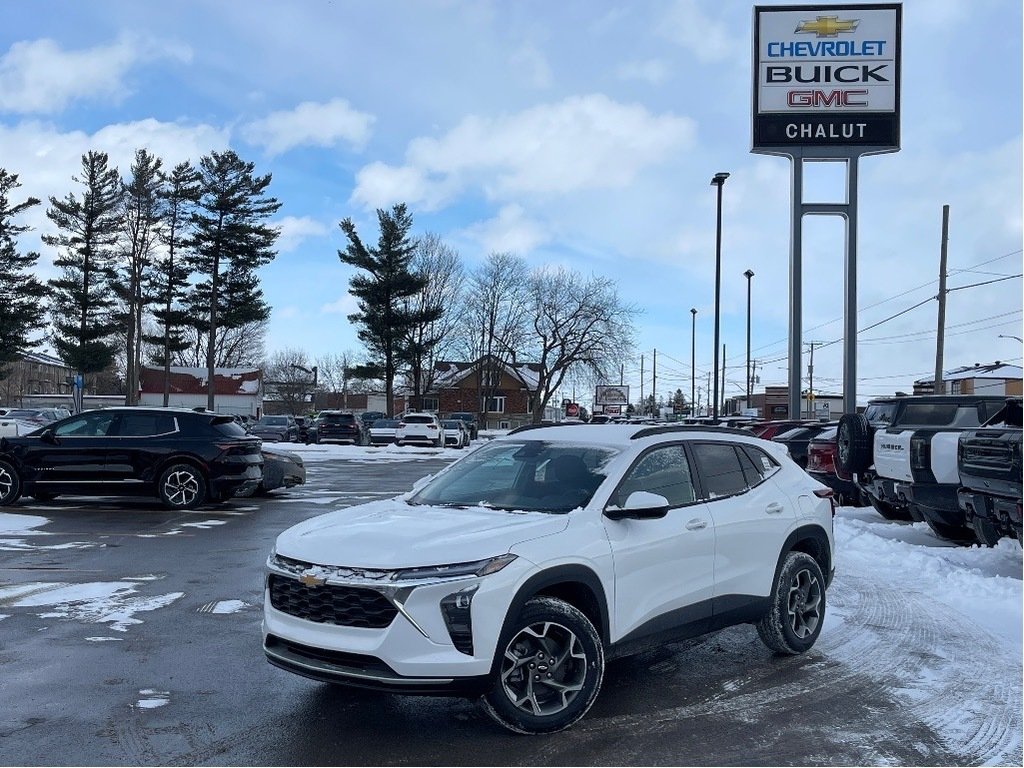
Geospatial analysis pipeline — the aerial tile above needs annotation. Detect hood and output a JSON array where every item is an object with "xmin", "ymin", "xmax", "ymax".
[
  {"xmin": 253, "ymin": 425, "xmax": 286, "ymax": 433},
  {"xmin": 275, "ymin": 497, "xmax": 568, "ymax": 569}
]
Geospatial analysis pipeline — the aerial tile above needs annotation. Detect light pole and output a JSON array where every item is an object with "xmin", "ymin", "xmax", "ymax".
[
  {"xmin": 690, "ymin": 307, "xmax": 697, "ymax": 416},
  {"xmin": 744, "ymin": 269, "xmax": 754, "ymax": 405},
  {"xmin": 710, "ymin": 171, "xmax": 730, "ymax": 421}
]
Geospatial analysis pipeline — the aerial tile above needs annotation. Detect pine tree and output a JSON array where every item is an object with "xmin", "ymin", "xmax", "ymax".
[
  {"xmin": 0, "ymin": 169, "xmax": 47, "ymax": 379},
  {"xmin": 145, "ymin": 161, "xmax": 200, "ymax": 405},
  {"xmin": 114, "ymin": 149, "xmax": 165, "ymax": 405},
  {"xmin": 187, "ymin": 150, "xmax": 280, "ymax": 409},
  {"xmin": 44, "ymin": 151, "xmax": 123, "ymax": 377},
  {"xmin": 338, "ymin": 203, "xmax": 434, "ymax": 417}
]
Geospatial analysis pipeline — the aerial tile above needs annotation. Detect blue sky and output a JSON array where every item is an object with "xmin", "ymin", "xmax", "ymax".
[{"xmin": 2, "ymin": 0, "xmax": 1021, "ymax": 404}]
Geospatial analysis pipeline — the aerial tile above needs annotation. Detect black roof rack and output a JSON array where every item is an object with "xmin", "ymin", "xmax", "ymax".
[
  {"xmin": 507, "ymin": 421, "xmax": 587, "ymax": 435},
  {"xmin": 630, "ymin": 424, "xmax": 757, "ymax": 440}
]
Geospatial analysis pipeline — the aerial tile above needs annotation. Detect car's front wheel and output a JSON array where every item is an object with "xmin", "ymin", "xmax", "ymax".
[
  {"xmin": 0, "ymin": 460, "xmax": 22, "ymax": 506},
  {"xmin": 757, "ymin": 551, "xmax": 826, "ymax": 655},
  {"xmin": 158, "ymin": 463, "xmax": 207, "ymax": 510},
  {"xmin": 481, "ymin": 597, "xmax": 604, "ymax": 735}
]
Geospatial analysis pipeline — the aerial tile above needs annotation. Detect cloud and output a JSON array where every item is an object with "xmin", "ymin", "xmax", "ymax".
[
  {"xmin": 274, "ymin": 215, "xmax": 330, "ymax": 253},
  {"xmin": 241, "ymin": 98, "xmax": 375, "ymax": 156},
  {"xmin": 351, "ymin": 94, "xmax": 696, "ymax": 209},
  {"xmin": 0, "ymin": 35, "xmax": 191, "ymax": 114},
  {"xmin": 458, "ymin": 204, "xmax": 549, "ymax": 255},
  {"xmin": 320, "ymin": 292, "xmax": 358, "ymax": 316},
  {"xmin": 616, "ymin": 59, "xmax": 670, "ymax": 85},
  {"xmin": 509, "ymin": 44, "xmax": 552, "ymax": 89},
  {"xmin": 659, "ymin": 0, "xmax": 744, "ymax": 63}
]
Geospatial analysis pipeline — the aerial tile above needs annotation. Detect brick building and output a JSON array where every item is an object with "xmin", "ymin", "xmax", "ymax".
[
  {"xmin": 426, "ymin": 355, "xmax": 543, "ymax": 430},
  {"xmin": 0, "ymin": 352, "xmax": 72, "ymax": 406}
]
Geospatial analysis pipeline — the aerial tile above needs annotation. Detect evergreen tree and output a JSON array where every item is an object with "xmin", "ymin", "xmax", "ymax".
[
  {"xmin": 187, "ymin": 150, "xmax": 280, "ymax": 409},
  {"xmin": 338, "ymin": 204, "xmax": 433, "ymax": 417},
  {"xmin": 0, "ymin": 169, "xmax": 47, "ymax": 379},
  {"xmin": 145, "ymin": 161, "xmax": 200, "ymax": 406},
  {"xmin": 114, "ymin": 148, "xmax": 165, "ymax": 405},
  {"xmin": 44, "ymin": 151, "xmax": 123, "ymax": 376}
]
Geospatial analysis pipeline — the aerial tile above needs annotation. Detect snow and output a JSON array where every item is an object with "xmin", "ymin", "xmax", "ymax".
[
  {"xmin": 0, "ymin": 511, "xmax": 50, "ymax": 535},
  {"xmin": 134, "ymin": 690, "xmax": 170, "ymax": 709},
  {"xmin": 285, "ymin": 442, "xmax": 471, "ymax": 463}
]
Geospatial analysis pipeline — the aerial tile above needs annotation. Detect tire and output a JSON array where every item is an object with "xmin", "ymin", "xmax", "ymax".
[
  {"xmin": 971, "ymin": 516, "xmax": 1003, "ymax": 547},
  {"xmin": 31, "ymin": 491, "xmax": 59, "ymax": 503},
  {"xmin": 157, "ymin": 463, "xmax": 207, "ymax": 510},
  {"xmin": 869, "ymin": 496, "xmax": 913, "ymax": 521},
  {"xmin": 757, "ymin": 551, "xmax": 826, "ymax": 655},
  {"xmin": 925, "ymin": 518, "xmax": 977, "ymax": 545},
  {"xmin": 0, "ymin": 460, "xmax": 22, "ymax": 506},
  {"xmin": 480, "ymin": 596, "xmax": 604, "ymax": 735},
  {"xmin": 837, "ymin": 414, "xmax": 872, "ymax": 474}
]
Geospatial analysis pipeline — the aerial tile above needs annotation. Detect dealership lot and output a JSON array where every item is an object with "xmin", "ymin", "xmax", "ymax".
[{"xmin": 0, "ymin": 447, "xmax": 1020, "ymax": 766}]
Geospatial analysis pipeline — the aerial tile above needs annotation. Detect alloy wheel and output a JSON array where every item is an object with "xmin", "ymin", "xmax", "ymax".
[
  {"xmin": 163, "ymin": 470, "xmax": 200, "ymax": 507},
  {"xmin": 0, "ymin": 466, "xmax": 14, "ymax": 500},
  {"xmin": 500, "ymin": 621, "xmax": 587, "ymax": 717},
  {"xmin": 787, "ymin": 568, "xmax": 822, "ymax": 639}
]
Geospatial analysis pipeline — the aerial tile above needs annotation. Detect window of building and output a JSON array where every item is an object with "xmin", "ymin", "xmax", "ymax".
[
  {"xmin": 485, "ymin": 396, "xmax": 506, "ymax": 413},
  {"xmin": 421, "ymin": 397, "xmax": 439, "ymax": 412}
]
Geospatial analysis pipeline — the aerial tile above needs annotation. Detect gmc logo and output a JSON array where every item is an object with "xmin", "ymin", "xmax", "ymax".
[{"xmin": 788, "ymin": 89, "xmax": 868, "ymax": 107}]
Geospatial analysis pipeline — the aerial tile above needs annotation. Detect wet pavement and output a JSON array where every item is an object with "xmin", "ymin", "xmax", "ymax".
[{"xmin": 0, "ymin": 454, "xmax": 1018, "ymax": 765}]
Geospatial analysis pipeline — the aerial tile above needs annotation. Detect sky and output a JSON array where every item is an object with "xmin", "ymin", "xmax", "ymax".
[{"xmin": 2, "ymin": 0, "xmax": 1021, "ymax": 406}]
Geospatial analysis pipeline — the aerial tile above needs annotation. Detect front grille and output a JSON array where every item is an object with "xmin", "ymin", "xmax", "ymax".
[
  {"xmin": 265, "ymin": 635, "xmax": 396, "ymax": 675},
  {"xmin": 269, "ymin": 574, "xmax": 397, "ymax": 628}
]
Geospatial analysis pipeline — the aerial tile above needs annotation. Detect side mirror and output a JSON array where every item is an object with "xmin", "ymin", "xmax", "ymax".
[
  {"xmin": 40, "ymin": 428, "xmax": 57, "ymax": 444},
  {"xmin": 604, "ymin": 491, "xmax": 670, "ymax": 521}
]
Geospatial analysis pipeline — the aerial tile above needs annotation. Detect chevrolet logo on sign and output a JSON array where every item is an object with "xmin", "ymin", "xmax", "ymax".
[
  {"xmin": 795, "ymin": 16, "xmax": 859, "ymax": 37},
  {"xmin": 299, "ymin": 572, "xmax": 327, "ymax": 587}
]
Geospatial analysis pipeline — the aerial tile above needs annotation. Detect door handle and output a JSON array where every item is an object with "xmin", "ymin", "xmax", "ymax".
[
  {"xmin": 685, "ymin": 518, "xmax": 707, "ymax": 531},
  {"xmin": 765, "ymin": 502, "xmax": 784, "ymax": 514}
]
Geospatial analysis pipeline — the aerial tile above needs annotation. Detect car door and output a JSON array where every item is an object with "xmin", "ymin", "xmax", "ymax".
[
  {"xmin": 690, "ymin": 441, "xmax": 795, "ymax": 604},
  {"xmin": 602, "ymin": 444, "xmax": 715, "ymax": 643},
  {"xmin": 26, "ymin": 410, "xmax": 119, "ymax": 490},
  {"xmin": 106, "ymin": 411, "xmax": 179, "ymax": 487}
]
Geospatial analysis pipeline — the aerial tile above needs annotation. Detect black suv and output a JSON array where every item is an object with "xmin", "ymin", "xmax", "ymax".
[
  {"xmin": 315, "ymin": 411, "xmax": 364, "ymax": 444},
  {"xmin": 448, "ymin": 411, "xmax": 479, "ymax": 440},
  {"xmin": 0, "ymin": 407, "xmax": 262, "ymax": 509}
]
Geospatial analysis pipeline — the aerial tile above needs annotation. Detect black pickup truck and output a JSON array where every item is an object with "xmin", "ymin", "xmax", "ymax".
[{"xmin": 957, "ymin": 398, "xmax": 1022, "ymax": 545}]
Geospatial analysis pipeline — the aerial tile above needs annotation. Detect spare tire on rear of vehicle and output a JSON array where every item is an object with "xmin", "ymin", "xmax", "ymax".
[{"xmin": 836, "ymin": 414, "xmax": 872, "ymax": 474}]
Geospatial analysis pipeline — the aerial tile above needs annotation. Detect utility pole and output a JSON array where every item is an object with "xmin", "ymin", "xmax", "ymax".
[
  {"xmin": 934, "ymin": 204, "xmax": 950, "ymax": 395},
  {"xmin": 640, "ymin": 355, "xmax": 644, "ymax": 415},
  {"xmin": 652, "ymin": 349, "xmax": 657, "ymax": 419},
  {"xmin": 720, "ymin": 343, "xmax": 726, "ymax": 417},
  {"xmin": 706, "ymin": 371, "xmax": 711, "ymax": 417},
  {"xmin": 619, "ymin": 363, "xmax": 624, "ymax": 386},
  {"xmin": 805, "ymin": 341, "xmax": 822, "ymax": 418}
]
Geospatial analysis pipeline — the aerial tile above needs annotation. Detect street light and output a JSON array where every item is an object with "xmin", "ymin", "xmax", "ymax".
[
  {"xmin": 710, "ymin": 171, "xmax": 730, "ymax": 421},
  {"xmin": 744, "ymin": 269, "xmax": 754, "ymax": 404},
  {"xmin": 690, "ymin": 307, "xmax": 697, "ymax": 415}
]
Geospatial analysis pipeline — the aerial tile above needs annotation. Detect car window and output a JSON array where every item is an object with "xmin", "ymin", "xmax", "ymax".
[
  {"xmin": 610, "ymin": 445, "xmax": 696, "ymax": 508},
  {"xmin": 261, "ymin": 416, "xmax": 288, "ymax": 426},
  {"xmin": 318, "ymin": 413, "xmax": 354, "ymax": 424},
  {"xmin": 864, "ymin": 402, "xmax": 898, "ymax": 426},
  {"xmin": 372, "ymin": 419, "xmax": 399, "ymax": 429},
  {"xmin": 404, "ymin": 415, "xmax": 435, "ymax": 424},
  {"xmin": 53, "ymin": 411, "xmax": 117, "ymax": 437},
  {"xmin": 117, "ymin": 413, "xmax": 176, "ymax": 436},
  {"xmin": 691, "ymin": 442, "xmax": 749, "ymax": 499}
]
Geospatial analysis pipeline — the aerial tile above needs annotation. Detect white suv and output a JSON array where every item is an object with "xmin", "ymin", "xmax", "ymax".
[
  {"xmin": 395, "ymin": 412, "xmax": 445, "ymax": 447},
  {"xmin": 263, "ymin": 424, "xmax": 835, "ymax": 734}
]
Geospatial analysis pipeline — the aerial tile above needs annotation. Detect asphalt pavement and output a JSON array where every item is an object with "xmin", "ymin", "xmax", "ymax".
[{"xmin": 0, "ymin": 455, "xmax": 1008, "ymax": 765}]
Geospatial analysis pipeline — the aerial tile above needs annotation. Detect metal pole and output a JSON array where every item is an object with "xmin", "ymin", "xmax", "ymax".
[
  {"xmin": 711, "ymin": 172, "xmax": 729, "ymax": 421},
  {"xmin": 744, "ymin": 269, "xmax": 754, "ymax": 405},
  {"xmin": 721, "ymin": 343, "xmax": 726, "ymax": 417},
  {"xmin": 639, "ymin": 355, "xmax": 644, "ymax": 415},
  {"xmin": 934, "ymin": 204, "xmax": 950, "ymax": 395},
  {"xmin": 690, "ymin": 308, "xmax": 697, "ymax": 415},
  {"xmin": 789, "ymin": 157, "xmax": 804, "ymax": 420},
  {"xmin": 652, "ymin": 348, "xmax": 657, "ymax": 418},
  {"xmin": 843, "ymin": 157, "xmax": 859, "ymax": 416}
]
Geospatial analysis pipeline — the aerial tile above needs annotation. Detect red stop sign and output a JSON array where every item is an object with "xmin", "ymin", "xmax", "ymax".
[{"xmin": 566, "ymin": 403, "xmax": 579, "ymax": 417}]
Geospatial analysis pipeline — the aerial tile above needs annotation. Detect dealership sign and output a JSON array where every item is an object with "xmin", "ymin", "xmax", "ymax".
[
  {"xmin": 595, "ymin": 385, "xmax": 629, "ymax": 405},
  {"xmin": 752, "ymin": 4, "xmax": 901, "ymax": 151}
]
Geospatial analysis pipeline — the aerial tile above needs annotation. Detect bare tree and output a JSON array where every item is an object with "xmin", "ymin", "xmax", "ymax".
[
  {"xmin": 264, "ymin": 347, "xmax": 315, "ymax": 415},
  {"xmin": 172, "ymin": 319, "xmax": 266, "ymax": 368},
  {"xmin": 524, "ymin": 267, "xmax": 637, "ymax": 423},
  {"xmin": 457, "ymin": 252, "xmax": 530, "ymax": 419},
  {"xmin": 403, "ymin": 233, "xmax": 464, "ymax": 405}
]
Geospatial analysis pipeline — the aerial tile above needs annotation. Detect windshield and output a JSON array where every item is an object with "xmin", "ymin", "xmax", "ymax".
[
  {"xmin": 319, "ymin": 413, "xmax": 355, "ymax": 424},
  {"xmin": 408, "ymin": 440, "xmax": 619, "ymax": 514},
  {"xmin": 864, "ymin": 402, "xmax": 898, "ymax": 427},
  {"xmin": 260, "ymin": 417, "xmax": 288, "ymax": 426}
]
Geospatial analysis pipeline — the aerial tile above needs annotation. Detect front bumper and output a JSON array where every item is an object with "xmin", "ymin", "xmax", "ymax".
[{"xmin": 262, "ymin": 555, "xmax": 534, "ymax": 689}]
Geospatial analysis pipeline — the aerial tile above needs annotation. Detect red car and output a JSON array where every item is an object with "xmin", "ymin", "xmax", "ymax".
[{"xmin": 806, "ymin": 426, "xmax": 865, "ymax": 506}]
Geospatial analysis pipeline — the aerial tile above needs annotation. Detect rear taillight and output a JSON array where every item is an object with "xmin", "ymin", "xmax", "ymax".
[
  {"xmin": 427, "ymin": 424, "xmax": 437, "ymax": 430},
  {"xmin": 813, "ymin": 487, "xmax": 836, "ymax": 516},
  {"xmin": 910, "ymin": 435, "xmax": 931, "ymax": 471}
]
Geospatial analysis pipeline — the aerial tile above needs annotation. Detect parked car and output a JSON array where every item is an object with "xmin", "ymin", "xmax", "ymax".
[
  {"xmin": 294, "ymin": 416, "xmax": 318, "ymax": 444},
  {"xmin": 750, "ymin": 420, "xmax": 815, "ymax": 440},
  {"xmin": 773, "ymin": 423, "xmax": 834, "ymax": 469},
  {"xmin": 0, "ymin": 414, "xmax": 40, "ymax": 438},
  {"xmin": 0, "ymin": 407, "xmax": 262, "ymax": 509},
  {"xmin": 360, "ymin": 411, "xmax": 387, "ymax": 430},
  {"xmin": 315, "ymin": 411, "xmax": 364, "ymax": 445},
  {"xmin": 1, "ymin": 407, "xmax": 70, "ymax": 426},
  {"xmin": 441, "ymin": 419, "xmax": 470, "ymax": 448},
  {"xmin": 589, "ymin": 414, "xmax": 612, "ymax": 424},
  {"xmin": 837, "ymin": 395, "xmax": 1008, "ymax": 541},
  {"xmin": 806, "ymin": 426, "xmax": 865, "ymax": 506},
  {"xmin": 367, "ymin": 418, "xmax": 400, "ymax": 446},
  {"xmin": 956, "ymin": 398, "xmax": 1022, "ymax": 545},
  {"xmin": 448, "ymin": 411, "xmax": 479, "ymax": 440},
  {"xmin": 254, "ymin": 446, "xmax": 306, "ymax": 495},
  {"xmin": 264, "ymin": 423, "xmax": 834, "ymax": 734},
  {"xmin": 395, "ymin": 412, "xmax": 445, "ymax": 446},
  {"xmin": 250, "ymin": 415, "xmax": 299, "ymax": 443}
]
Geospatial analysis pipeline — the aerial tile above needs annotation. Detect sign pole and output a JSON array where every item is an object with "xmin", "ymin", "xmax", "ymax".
[
  {"xmin": 843, "ymin": 155, "xmax": 860, "ymax": 416},
  {"xmin": 789, "ymin": 153, "xmax": 804, "ymax": 421}
]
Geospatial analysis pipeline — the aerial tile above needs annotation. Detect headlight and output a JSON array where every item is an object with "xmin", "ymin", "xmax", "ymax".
[{"xmin": 390, "ymin": 553, "xmax": 518, "ymax": 582}]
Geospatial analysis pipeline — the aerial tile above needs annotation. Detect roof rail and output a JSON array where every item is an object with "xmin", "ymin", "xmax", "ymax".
[
  {"xmin": 630, "ymin": 424, "xmax": 756, "ymax": 440},
  {"xmin": 507, "ymin": 421, "xmax": 587, "ymax": 435}
]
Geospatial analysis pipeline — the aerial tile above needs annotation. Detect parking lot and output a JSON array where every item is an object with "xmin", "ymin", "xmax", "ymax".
[{"xmin": 0, "ymin": 446, "xmax": 1020, "ymax": 766}]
